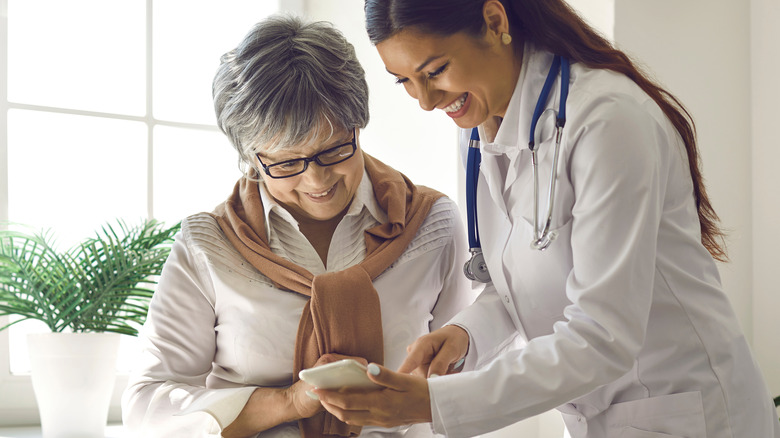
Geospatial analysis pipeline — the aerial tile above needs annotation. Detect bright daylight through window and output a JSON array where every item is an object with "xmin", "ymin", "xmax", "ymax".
[{"xmin": 1, "ymin": 0, "xmax": 282, "ymax": 425}]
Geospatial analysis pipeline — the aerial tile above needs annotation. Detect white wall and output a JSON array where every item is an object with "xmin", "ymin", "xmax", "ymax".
[
  {"xmin": 614, "ymin": 0, "xmax": 779, "ymax": 399},
  {"xmin": 615, "ymin": 0, "xmax": 753, "ymax": 335},
  {"xmin": 750, "ymin": 0, "xmax": 780, "ymax": 396}
]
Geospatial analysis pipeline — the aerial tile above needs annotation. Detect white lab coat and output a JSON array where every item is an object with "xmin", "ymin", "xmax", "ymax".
[{"xmin": 428, "ymin": 44, "xmax": 780, "ymax": 438}]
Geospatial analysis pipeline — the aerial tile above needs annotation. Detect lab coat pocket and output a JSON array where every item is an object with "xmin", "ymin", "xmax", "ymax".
[
  {"xmin": 605, "ymin": 391, "xmax": 706, "ymax": 438},
  {"xmin": 507, "ymin": 217, "xmax": 573, "ymax": 321},
  {"xmin": 618, "ymin": 427, "xmax": 683, "ymax": 438}
]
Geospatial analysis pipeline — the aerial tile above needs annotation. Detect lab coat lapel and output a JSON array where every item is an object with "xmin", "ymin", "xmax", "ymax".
[
  {"xmin": 475, "ymin": 171, "xmax": 529, "ymax": 341},
  {"xmin": 489, "ymin": 44, "xmax": 558, "ymax": 192}
]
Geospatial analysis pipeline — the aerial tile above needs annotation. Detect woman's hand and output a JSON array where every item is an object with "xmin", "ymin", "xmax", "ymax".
[
  {"xmin": 314, "ymin": 363, "xmax": 432, "ymax": 428},
  {"xmin": 289, "ymin": 353, "xmax": 368, "ymax": 419},
  {"xmin": 222, "ymin": 354, "xmax": 366, "ymax": 438},
  {"xmin": 398, "ymin": 325, "xmax": 470, "ymax": 377},
  {"xmin": 286, "ymin": 374, "xmax": 324, "ymax": 419}
]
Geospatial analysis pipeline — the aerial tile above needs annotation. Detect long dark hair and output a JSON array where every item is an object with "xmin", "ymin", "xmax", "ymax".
[{"xmin": 365, "ymin": 0, "xmax": 727, "ymax": 261}]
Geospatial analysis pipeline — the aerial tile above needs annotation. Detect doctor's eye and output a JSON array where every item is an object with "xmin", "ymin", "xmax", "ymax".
[
  {"xmin": 394, "ymin": 76, "xmax": 409, "ymax": 85},
  {"xmin": 427, "ymin": 62, "xmax": 449, "ymax": 79}
]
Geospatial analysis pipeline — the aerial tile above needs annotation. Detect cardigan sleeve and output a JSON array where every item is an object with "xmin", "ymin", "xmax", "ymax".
[{"xmin": 121, "ymin": 228, "xmax": 256, "ymax": 437}]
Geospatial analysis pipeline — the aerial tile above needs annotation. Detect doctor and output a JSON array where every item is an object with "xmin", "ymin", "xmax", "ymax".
[{"xmin": 313, "ymin": 1, "xmax": 780, "ymax": 437}]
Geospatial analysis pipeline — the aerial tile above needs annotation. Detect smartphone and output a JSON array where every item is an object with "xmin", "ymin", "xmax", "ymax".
[{"xmin": 298, "ymin": 359, "xmax": 381, "ymax": 390}]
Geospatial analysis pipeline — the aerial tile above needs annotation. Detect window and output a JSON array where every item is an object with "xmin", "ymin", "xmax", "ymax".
[{"xmin": 0, "ymin": 0, "xmax": 296, "ymax": 425}]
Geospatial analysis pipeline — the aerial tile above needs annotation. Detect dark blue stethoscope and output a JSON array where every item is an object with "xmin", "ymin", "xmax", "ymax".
[{"xmin": 464, "ymin": 55, "xmax": 570, "ymax": 283}]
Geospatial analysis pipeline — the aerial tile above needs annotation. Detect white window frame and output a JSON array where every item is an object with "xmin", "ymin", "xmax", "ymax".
[{"xmin": 0, "ymin": 0, "xmax": 305, "ymax": 426}]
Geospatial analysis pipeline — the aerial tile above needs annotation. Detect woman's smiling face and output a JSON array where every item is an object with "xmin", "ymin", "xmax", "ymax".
[
  {"xmin": 376, "ymin": 25, "xmax": 521, "ymax": 129},
  {"xmin": 256, "ymin": 127, "xmax": 364, "ymax": 223}
]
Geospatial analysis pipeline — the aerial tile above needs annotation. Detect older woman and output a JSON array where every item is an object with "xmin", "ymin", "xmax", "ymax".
[{"xmin": 121, "ymin": 14, "xmax": 475, "ymax": 438}]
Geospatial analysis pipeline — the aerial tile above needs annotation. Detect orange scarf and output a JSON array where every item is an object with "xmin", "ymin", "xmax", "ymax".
[{"xmin": 211, "ymin": 152, "xmax": 443, "ymax": 437}]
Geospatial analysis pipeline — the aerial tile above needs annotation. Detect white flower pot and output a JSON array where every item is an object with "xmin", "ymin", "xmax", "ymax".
[{"xmin": 27, "ymin": 332, "xmax": 120, "ymax": 438}]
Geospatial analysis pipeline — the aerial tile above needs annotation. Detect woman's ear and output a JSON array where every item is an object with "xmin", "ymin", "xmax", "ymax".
[{"xmin": 482, "ymin": 0, "xmax": 511, "ymax": 40}]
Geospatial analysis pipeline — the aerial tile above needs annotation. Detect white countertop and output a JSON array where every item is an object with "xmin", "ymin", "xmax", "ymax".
[{"xmin": 0, "ymin": 424, "xmax": 125, "ymax": 438}]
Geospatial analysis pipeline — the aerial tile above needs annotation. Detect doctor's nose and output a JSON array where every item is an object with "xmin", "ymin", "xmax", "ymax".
[{"xmin": 412, "ymin": 83, "xmax": 440, "ymax": 112}]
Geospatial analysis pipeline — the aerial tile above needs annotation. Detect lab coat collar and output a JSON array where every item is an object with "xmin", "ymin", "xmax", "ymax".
[
  {"xmin": 480, "ymin": 43, "xmax": 558, "ymax": 158},
  {"xmin": 473, "ymin": 44, "xmax": 560, "ymax": 216}
]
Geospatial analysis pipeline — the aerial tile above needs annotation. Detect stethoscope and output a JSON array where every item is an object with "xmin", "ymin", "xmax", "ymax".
[{"xmin": 464, "ymin": 55, "xmax": 570, "ymax": 283}]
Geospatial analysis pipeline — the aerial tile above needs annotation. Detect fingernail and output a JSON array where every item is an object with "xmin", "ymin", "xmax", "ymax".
[
  {"xmin": 367, "ymin": 363, "xmax": 380, "ymax": 376},
  {"xmin": 454, "ymin": 358, "xmax": 465, "ymax": 368},
  {"xmin": 429, "ymin": 374, "xmax": 440, "ymax": 378},
  {"xmin": 306, "ymin": 390, "xmax": 319, "ymax": 400}
]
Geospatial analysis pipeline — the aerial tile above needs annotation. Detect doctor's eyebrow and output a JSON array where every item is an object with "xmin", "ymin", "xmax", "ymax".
[
  {"xmin": 414, "ymin": 54, "xmax": 446, "ymax": 72},
  {"xmin": 385, "ymin": 54, "xmax": 446, "ymax": 76}
]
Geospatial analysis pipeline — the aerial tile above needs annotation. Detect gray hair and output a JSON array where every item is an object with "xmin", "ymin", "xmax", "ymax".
[{"xmin": 213, "ymin": 14, "xmax": 369, "ymax": 173}]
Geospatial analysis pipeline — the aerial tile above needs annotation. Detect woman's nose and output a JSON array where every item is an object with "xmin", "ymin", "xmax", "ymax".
[{"xmin": 303, "ymin": 161, "xmax": 330, "ymax": 182}]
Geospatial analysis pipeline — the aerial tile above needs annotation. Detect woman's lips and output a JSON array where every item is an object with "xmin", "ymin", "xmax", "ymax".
[{"xmin": 305, "ymin": 183, "xmax": 337, "ymax": 202}]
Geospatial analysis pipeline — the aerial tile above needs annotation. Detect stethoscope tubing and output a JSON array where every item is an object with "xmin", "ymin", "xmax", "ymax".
[
  {"xmin": 466, "ymin": 128, "xmax": 482, "ymax": 251},
  {"xmin": 529, "ymin": 55, "xmax": 569, "ymax": 250},
  {"xmin": 464, "ymin": 55, "xmax": 570, "ymax": 281}
]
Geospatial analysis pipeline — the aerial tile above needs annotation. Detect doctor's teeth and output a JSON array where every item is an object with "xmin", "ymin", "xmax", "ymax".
[{"xmin": 444, "ymin": 94, "xmax": 468, "ymax": 113}]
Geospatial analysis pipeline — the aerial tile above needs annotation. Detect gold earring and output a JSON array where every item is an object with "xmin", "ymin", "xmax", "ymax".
[{"xmin": 501, "ymin": 32, "xmax": 512, "ymax": 45}]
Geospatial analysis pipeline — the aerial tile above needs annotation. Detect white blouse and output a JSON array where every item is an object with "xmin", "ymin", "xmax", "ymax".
[{"xmin": 122, "ymin": 172, "xmax": 476, "ymax": 438}]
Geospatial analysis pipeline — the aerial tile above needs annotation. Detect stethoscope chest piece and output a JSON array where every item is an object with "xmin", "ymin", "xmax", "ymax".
[
  {"xmin": 530, "ymin": 230, "xmax": 557, "ymax": 251},
  {"xmin": 464, "ymin": 249, "xmax": 491, "ymax": 283}
]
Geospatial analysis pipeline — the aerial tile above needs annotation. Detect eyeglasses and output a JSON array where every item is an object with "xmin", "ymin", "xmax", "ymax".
[{"xmin": 257, "ymin": 128, "xmax": 358, "ymax": 179}]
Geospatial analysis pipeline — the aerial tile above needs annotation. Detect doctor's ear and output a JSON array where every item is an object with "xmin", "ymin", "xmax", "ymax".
[{"xmin": 482, "ymin": 0, "xmax": 511, "ymax": 41}]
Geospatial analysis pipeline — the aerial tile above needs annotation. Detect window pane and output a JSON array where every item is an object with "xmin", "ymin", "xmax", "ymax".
[
  {"xmin": 153, "ymin": 126, "xmax": 243, "ymax": 223},
  {"xmin": 7, "ymin": 110, "xmax": 148, "ymax": 249},
  {"xmin": 7, "ymin": 0, "xmax": 146, "ymax": 115},
  {"xmin": 153, "ymin": 0, "xmax": 278, "ymax": 124}
]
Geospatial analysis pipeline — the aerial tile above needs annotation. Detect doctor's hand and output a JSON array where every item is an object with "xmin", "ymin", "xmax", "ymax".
[
  {"xmin": 314, "ymin": 363, "xmax": 432, "ymax": 428},
  {"xmin": 398, "ymin": 325, "xmax": 470, "ymax": 378}
]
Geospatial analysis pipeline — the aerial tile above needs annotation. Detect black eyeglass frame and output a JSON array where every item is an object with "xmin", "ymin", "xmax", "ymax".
[{"xmin": 256, "ymin": 127, "xmax": 358, "ymax": 179}]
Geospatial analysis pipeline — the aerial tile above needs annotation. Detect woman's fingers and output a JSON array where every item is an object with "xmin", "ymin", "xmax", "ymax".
[{"xmin": 317, "ymin": 353, "xmax": 368, "ymax": 366}]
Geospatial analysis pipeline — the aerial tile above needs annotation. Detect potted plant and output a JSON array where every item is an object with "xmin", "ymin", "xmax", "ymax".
[
  {"xmin": 775, "ymin": 395, "xmax": 779, "ymax": 420},
  {"xmin": 0, "ymin": 218, "xmax": 180, "ymax": 438}
]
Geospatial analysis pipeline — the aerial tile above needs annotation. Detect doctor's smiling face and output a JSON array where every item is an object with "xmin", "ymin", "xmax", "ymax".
[
  {"xmin": 374, "ymin": 1, "xmax": 521, "ymax": 129},
  {"xmin": 255, "ymin": 126, "xmax": 364, "ymax": 224}
]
